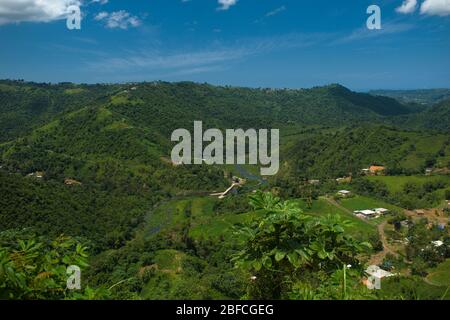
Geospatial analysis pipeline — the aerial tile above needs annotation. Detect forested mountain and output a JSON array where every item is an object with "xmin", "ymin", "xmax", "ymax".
[
  {"xmin": 0, "ymin": 81, "xmax": 412, "ymax": 141},
  {"xmin": 103, "ymin": 82, "xmax": 411, "ymax": 132}
]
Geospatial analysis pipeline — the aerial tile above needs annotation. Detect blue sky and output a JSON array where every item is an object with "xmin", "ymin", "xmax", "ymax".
[{"xmin": 0, "ymin": 0, "xmax": 449, "ymax": 90}]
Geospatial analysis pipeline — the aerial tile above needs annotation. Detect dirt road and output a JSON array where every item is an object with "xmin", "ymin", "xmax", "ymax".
[
  {"xmin": 322, "ymin": 197, "xmax": 399, "ymax": 266},
  {"xmin": 369, "ymin": 221, "xmax": 399, "ymax": 265}
]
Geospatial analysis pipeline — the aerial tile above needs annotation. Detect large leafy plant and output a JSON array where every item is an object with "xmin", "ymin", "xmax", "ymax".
[
  {"xmin": 0, "ymin": 230, "xmax": 108, "ymax": 300},
  {"xmin": 232, "ymin": 191, "xmax": 371, "ymax": 299}
]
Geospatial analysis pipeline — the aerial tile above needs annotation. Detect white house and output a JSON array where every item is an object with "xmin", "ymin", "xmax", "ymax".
[
  {"xmin": 365, "ymin": 265, "xmax": 395, "ymax": 290},
  {"xmin": 337, "ymin": 190, "xmax": 352, "ymax": 197},
  {"xmin": 374, "ymin": 208, "xmax": 389, "ymax": 215},
  {"xmin": 354, "ymin": 209, "xmax": 377, "ymax": 217}
]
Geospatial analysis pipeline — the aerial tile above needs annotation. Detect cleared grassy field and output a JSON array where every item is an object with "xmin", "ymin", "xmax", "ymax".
[
  {"xmin": 426, "ymin": 259, "xmax": 450, "ymax": 287},
  {"xmin": 295, "ymin": 198, "xmax": 377, "ymax": 239},
  {"xmin": 188, "ymin": 197, "xmax": 260, "ymax": 241},
  {"xmin": 379, "ymin": 276, "xmax": 450, "ymax": 300},
  {"xmin": 366, "ymin": 175, "xmax": 450, "ymax": 193},
  {"xmin": 142, "ymin": 196, "xmax": 257, "ymax": 242},
  {"xmin": 188, "ymin": 197, "xmax": 379, "ymax": 242},
  {"xmin": 340, "ymin": 195, "xmax": 403, "ymax": 213}
]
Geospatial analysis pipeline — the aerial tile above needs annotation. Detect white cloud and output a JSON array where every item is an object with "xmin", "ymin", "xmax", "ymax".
[
  {"xmin": 94, "ymin": 11, "xmax": 108, "ymax": 20},
  {"xmin": 420, "ymin": 0, "xmax": 450, "ymax": 16},
  {"xmin": 95, "ymin": 10, "xmax": 141, "ymax": 29},
  {"xmin": 266, "ymin": 6, "xmax": 286, "ymax": 17},
  {"xmin": 87, "ymin": 32, "xmax": 330, "ymax": 77},
  {"xmin": 333, "ymin": 21, "xmax": 415, "ymax": 44},
  {"xmin": 90, "ymin": 49, "xmax": 248, "ymax": 72},
  {"xmin": 396, "ymin": 0, "xmax": 417, "ymax": 14},
  {"xmin": 217, "ymin": 0, "xmax": 237, "ymax": 11},
  {"xmin": 0, "ymin": 0, "xmax": 81, "ymax": 25}
]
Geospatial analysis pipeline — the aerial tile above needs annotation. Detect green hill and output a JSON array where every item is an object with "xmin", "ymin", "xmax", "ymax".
[
  {"xmin": 0, "ymin": 80, "xmax": 413, "ymax": 142},
  {"xmin": 0, "ymin": 80, "xmax": 121, "ymax": 143},
  {"xmin": 280, "ymin": 126, "xmax": 450, "ymax": 179},
  {"xmin": 401, "ymin": 98, "xmax": 450, "ymax": 132}
]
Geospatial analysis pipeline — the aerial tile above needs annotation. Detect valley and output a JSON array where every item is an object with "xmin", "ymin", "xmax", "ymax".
[{"xmin": 0, "ymin": 80, "xmax": 449, "ymax": 300}]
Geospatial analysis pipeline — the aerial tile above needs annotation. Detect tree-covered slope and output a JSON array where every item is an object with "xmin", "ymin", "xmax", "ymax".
[
  {"xmin": 280, "ymin": 126, "xmax": 450, "ymax": 179},
  {"xmin": 0, "ymin": 80, "xmax": 413, "ymax": 142},
  {"xmin": 109, "ymin": 82, "xmax": 410, "ymax": 133},
  {"xmin": 0, "ymin": 102, "xmax": 227, "ymax": 194},
  {"xmin": 0, "ymin": 80, "xmax": 122, "ymax": 143},
  {"xmin": 400, "ymin": 98, "xmax": 450, "ymax": 132},
  {"xmin": 0, "ymin": 171, "xmax": 154, "ymax": 251}
]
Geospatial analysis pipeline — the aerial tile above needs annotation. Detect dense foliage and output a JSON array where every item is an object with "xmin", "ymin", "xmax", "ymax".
[
  {"xmin": 281, "ymin": 126, "xmax": 450, "ymax": 179},
  {"xmin": 233, "ymin": 192, "xmax": 371, "ymax": 299},
  {"xmin": 0, "ymin": 230, "xmax": 109, "ymax": 300}
]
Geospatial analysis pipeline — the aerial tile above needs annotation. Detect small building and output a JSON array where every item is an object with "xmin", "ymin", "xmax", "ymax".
[
  {"xmin": 27, "ymin": 171, "xmax": 44, "ymax": 179},
  {"xmin": 354, "ymin": 209, "xmax": 377, "ymax": 218},
  {"xmin": 64, "ymin": 178, "xmax": 82, "ymax": 186},
  {"xmin": 425, "ymin": 168, "xmax": 433, "ymax": 176},
  {"xmin": 369, "ymin": 165, "xmax": 386, "ymax": 175},
  {"xmin": 308, "ymin": 179, "xmax": 320, "ymax": 185},
  {"xmin": 337, "ymin": 190, "xmax": 352, "ymax": 197},
  {"xmin": 354, "ymin": 208, "xmax": 388, "ymax": 219},
  {"xmin": 361, "ymin": 166, "xmax": 385, "ymax": 176},
  {"xmin": 336, "ymin": 177, "xmax": 352, "ymax": 184},
  {"xmin": 374, "ymin": 208, "xmax": 389, "ymax": 215},
  {"xmin": 364, "ymin": 265, "xmax": 395, "ymax": 290}
]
